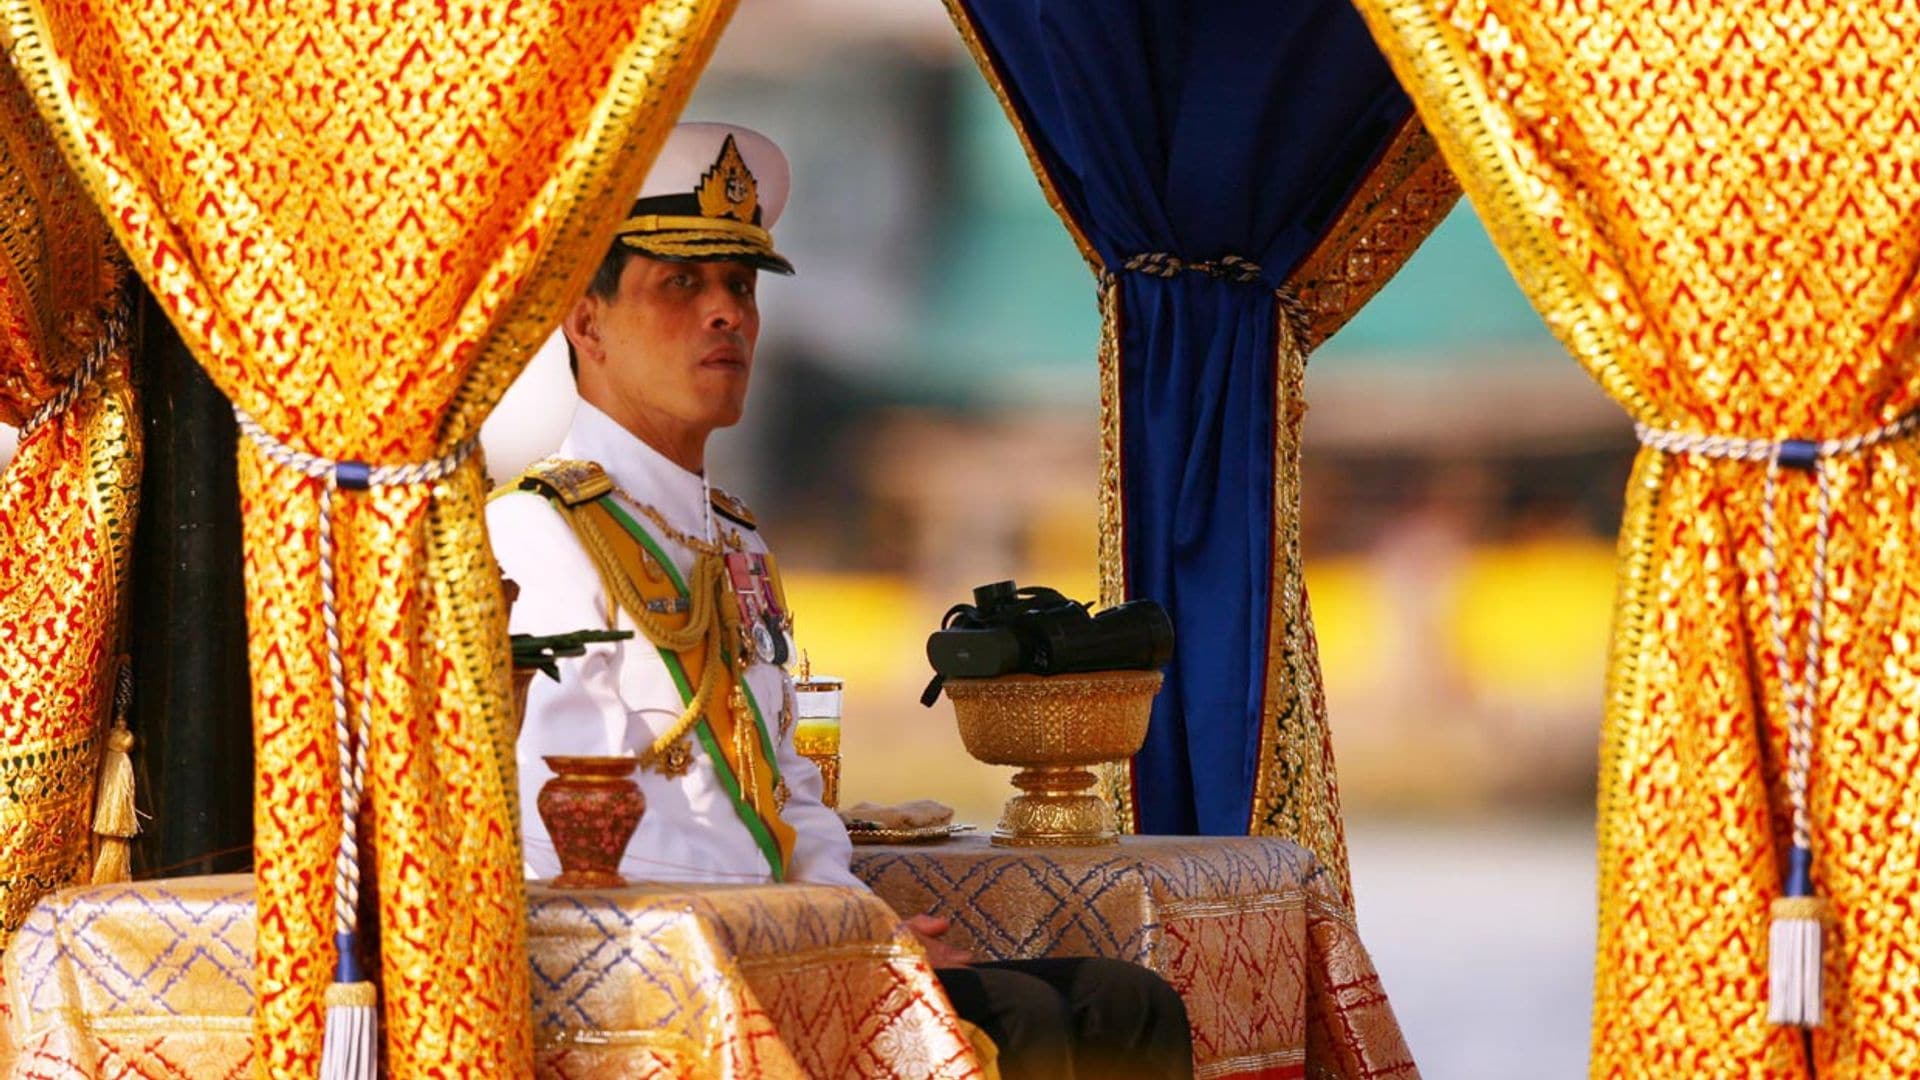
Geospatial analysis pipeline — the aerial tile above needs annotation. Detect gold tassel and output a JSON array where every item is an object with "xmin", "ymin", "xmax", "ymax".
[{"xmin": 90, "ymin": 724, "xmax": 138, "ymax": 884}]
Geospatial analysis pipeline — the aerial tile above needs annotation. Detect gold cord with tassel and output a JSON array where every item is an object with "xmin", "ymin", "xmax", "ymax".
[
  {"xmin": 90, "ymin": 662, "xmax": 138, "ymax": 884},
  {"xmin": 560, "ymin": 500, "xmax": 752, "ymax": 767}
]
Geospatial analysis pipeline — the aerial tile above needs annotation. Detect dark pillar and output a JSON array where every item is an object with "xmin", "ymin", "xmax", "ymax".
[{"xmin": 127, "ymin": 284, "xmax": 253, "ymax": 877}]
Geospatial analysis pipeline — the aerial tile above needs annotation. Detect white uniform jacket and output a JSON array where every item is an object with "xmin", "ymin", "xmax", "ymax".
[{"xmin": 487, "ymin": 402, "xmax": 860, "ymax": 888}]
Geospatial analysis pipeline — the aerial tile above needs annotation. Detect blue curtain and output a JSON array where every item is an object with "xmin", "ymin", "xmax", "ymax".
[{"xmin": 953, "ymin": 0, "xmax": 1417, "ymax": 834}]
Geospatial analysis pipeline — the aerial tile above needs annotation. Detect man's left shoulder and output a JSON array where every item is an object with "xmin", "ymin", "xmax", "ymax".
[{"xmin": 709, "ymin": 485, "xmax": 759, "ymax": 532}]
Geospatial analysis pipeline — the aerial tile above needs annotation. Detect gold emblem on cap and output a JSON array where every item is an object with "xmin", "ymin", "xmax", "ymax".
[{"xmin": 696, "ymin": 135, "xmax": 759, "ymax": 224}]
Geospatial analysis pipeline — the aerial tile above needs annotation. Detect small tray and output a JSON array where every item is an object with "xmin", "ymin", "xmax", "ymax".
[{"xmin": 845, "ymin": 823, "xmax": 976, "ymax": 845}]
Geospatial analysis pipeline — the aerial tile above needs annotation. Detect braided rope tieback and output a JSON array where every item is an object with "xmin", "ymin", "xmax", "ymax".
[
  {"xmin": 233, "ymin": 405, "xmax": 477, "ymax": 1080},
  {"xmin": 1122, "ymin": 251, "xmax": 1265, "ymax": 284},
  {"xmin": 18, "ymin": 315, "xmax": 126, "ymax": 440},
  {"xmin": 1635, "ymin": 409, "xmax": 1920, "ymax": 1029}
]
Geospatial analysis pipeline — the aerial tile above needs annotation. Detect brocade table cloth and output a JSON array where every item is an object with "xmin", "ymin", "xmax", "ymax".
[
  {"xmin": 0, "ymin": 876, "xmax": 980, "ymax": 1078},
  {"xmin": 852, "ymin": 835, "xmax": 1416, "ymax": 1080}
]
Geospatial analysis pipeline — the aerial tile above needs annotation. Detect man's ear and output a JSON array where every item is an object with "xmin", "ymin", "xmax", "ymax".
[{"xmin": 561, "ymin": 295, "xmax": 602, "ymax": 368}]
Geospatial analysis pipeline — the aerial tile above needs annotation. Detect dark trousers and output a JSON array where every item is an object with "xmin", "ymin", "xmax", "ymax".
[{"xmin": 936, "ymin": 957, "xmax": 1193, "ymax": 1080}]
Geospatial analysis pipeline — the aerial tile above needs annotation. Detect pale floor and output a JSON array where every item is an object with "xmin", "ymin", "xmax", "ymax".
[{"xmin": 1346, "ymin": 815, "xmax": 1597, "ymax": 1080}]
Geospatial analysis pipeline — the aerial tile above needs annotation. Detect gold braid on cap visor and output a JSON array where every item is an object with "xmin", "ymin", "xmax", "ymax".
[{"xmin": 615, "ymin": 212, "xmax": 785, "ymax": 264}]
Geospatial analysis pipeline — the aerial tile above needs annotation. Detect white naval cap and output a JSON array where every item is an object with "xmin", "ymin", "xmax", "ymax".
[
  {"xmin": 481, "ymin": 123, "xmax": 794, "ymax": 476},
  {"xmin": 613, "ymin": 121, "xmax": 794, "ymax": 275}
]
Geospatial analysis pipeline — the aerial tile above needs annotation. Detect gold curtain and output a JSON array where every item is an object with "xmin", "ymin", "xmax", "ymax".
[
  {"xmin": 0, "ymin": 1, "xmax": 738, "ymax": 1073},
  {"xmin": 0, "ymin": 53, "xmax": 133, "ymax": 950},
  {"xmin": 1353, "ymin": 1, "xmax": 1920, "ymax": 1073}
]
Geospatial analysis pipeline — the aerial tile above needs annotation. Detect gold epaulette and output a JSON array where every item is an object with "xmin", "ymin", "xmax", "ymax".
[
  {"xmin": 501, "ymin": 457, "xmax": 611, "ymax": 507},
  {"xmin": 709, "ymin": 485, "xmax": 757, "ymax": 530}
]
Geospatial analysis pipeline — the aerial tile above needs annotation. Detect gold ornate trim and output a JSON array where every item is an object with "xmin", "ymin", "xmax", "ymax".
[
  {"xmin": 733, "ymin": 942, "xmax": 916, "ymax": 973},
  {"xmin": 1159, "ymin": 891, "xmax": 1306, "ymax": 921},
  {"xmin": 0, "ymin": 46, "xmax": 120, "ymax": 426},
  {"xmin": 1095, "ymin": 275, "xmax": 1126, "ymax": 611},
  {"xmin": 1248, "ymin": 291, "xmax": 1351, "ymax": 905},
  {"xmin": 1287, "ymin": 112, "xmax": 1461, "ymax": 352},
  {"xmin": 1195, "ymin": 1048, "xmax": 1308, "ymax": 1080},
  {"xmin": 938, "ymin": 0, "xmax": 1101, "ymax": 273},
  {"xmin": 0, "ymin": 732, "xmax": 101, "ymax": 941},
  {"xmin": 1591, "ymin": 446, "xmax": 1667, "ymax": 1018},
  {"xmin": 83, "ymin": 342, "xmax": 140, "ymax": 614},
  {"xmin": 1093, "ymin": 275, "xmax": 1136, "ymax": 834},
  {"xmin": 511, "ymin": 457, "xmax": 613, "ymax": 507},
  {"xmin": 1346, "ymin": 0, "xmax": 1659, "ymax": 426}
]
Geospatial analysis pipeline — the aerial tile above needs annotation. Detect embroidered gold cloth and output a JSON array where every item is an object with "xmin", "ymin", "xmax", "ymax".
[
  {"xmin": 1, "ymin": 876, "xmax": 982, "ymax": 1079},
  {"xmin": 0, "ymin": 2, "xmax": 739, "ymax": 1072},
  {"xmin": 854, "ymin": 836, "xmax": 1417, "ymax": 1080},
  {"xmin": 0, "ymin": 52, "xmax": 133, "ymax": 951},
  {"xmin": 1351, "ymin": 1, "xmax": 1920, "ymax": 1073}
]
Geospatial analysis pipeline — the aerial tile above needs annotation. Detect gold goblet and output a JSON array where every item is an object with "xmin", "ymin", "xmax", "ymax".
[
  {"xmin": 794, "ymin": 675, "xmax": 843, "ymax": 809},
  {"xmin": 946, "ymin": 669, "xmax": 1162, "ymax": 847}
]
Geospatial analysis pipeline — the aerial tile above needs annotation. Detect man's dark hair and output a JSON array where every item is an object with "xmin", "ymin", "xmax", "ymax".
[{"xmin": 568, "ymin": 243, "xmax": 637, "ymax": 377}]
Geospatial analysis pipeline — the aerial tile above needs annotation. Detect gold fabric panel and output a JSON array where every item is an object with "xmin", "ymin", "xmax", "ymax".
[
  {"xmin": 853, "ymin": 836, "xmax": 1417, "ymax": 1080},
  {"xmin": 1248, "ymin": 297, "xmax": 1351, "ymax": 907},
  {"xmin": 0, "ymin": 2, "xmax": 739, "ymax": 1072},
  {"xmin": 0, "ymin": 51, "xmax": 133, "ymax": 952},
  {"xmin": 2, "ymin": 877, "xmax": 982, "ymax": 1079},
  {"xmin": 1289, "ymin": 116, "xmax": 1462, "ymax": 354},
  {"xmin": 1351, "ymin": 1, "xmax": 1920, "ymax": 1073}
]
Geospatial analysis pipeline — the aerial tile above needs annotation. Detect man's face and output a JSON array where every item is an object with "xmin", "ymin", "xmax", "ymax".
[{"xmin": 573, "ymin": 254, "xmax": 761, "ymax": 437}]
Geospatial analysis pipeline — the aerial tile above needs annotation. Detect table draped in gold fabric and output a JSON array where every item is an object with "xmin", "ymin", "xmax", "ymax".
[
  {"xmin": 854, "ymin": 837, "xmax": 1416, "ymax": 1080},
  {"xmin": 1350, "ymin": 2, "xmax": 1920, "ymax": 1074},
  {"xmin": 0, "ymin": 53, "xmax": 135, "ymax": 951},
  {"xmin": 0, "ymin": 3, "xmax": 738, "ymax": 1073},
  {"xmin": 1, "ymin": 876, "xmax": 982, "ymax": 1079}
]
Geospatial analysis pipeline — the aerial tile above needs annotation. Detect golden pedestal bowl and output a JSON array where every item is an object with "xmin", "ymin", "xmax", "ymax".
[{"xmin": 946, "ymin": 669, "xmax": 1163, "ymax": 847}]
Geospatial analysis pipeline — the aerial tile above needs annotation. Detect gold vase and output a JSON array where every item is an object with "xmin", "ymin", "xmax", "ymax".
[{"xmin": 946, "ymin": 670, "xmax": 1161, "ymax": 847}]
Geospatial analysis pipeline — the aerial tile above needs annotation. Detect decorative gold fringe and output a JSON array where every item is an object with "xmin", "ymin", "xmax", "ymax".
[
  {"xmin": 90, "ymin": 832, "xmax": 130, "ymax": 885},
  {"xmin": 90, "ymin": 724, "xmax": 136, "ymax": 884},
  {"xmin": 1094, "ymin": 274, "xmax": 1136, "ymax": 836}
]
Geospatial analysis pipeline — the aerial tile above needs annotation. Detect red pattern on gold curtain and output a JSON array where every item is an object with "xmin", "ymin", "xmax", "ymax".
[
  {"xmin": 0, "ymin": 1, "xmax": 738, "ymax": 1073},
  {"xmin": 1352, "ymin": 0, "xmax": 1920, "ymax": 1073},
  {"xmin": 0, "ymin": 51, "xmax": 133, "ymax": 952}
]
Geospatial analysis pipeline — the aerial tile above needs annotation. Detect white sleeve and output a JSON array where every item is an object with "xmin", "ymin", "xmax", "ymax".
[
  {"xmin": 773, "ymin": 673, "xmax": 864, "ymax": 889},
  {"xmin": 487, "ymin": 491, "xmax": 633, "ymax": 878}
]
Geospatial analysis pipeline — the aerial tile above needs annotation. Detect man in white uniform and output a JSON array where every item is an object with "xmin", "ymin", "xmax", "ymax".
[{"xmin": 489, "ymin": 122, "xmax": 1192, "ymax": 1080}]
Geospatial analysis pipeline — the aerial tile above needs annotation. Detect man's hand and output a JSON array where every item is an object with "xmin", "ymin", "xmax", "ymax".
[{"xmin": 904, "ymin": 913, "xmax": 973, "ymax": 969}]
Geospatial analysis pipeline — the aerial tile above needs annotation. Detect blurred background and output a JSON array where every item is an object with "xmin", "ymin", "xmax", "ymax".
[{"xmin": 0, "ymin": 4, "xmax": 1633, "ymax": 1075}]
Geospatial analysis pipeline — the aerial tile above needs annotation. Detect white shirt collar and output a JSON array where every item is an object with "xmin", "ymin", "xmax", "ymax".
[{"xmin": 558, "ymin": 401, "xmax": 714, "ymax": 547}]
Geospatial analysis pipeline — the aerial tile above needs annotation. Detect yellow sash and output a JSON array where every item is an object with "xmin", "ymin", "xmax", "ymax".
[{"xmin": 501, "ymin": 461, "xmax": 794, "ymax": 878}]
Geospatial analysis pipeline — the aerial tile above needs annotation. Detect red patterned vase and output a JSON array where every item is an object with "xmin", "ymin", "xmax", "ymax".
[{"xmin": 536, "ymin": 755, "xmax": 645, "ymax": 889}]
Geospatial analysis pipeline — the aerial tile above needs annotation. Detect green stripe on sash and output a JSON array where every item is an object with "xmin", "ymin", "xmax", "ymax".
[{"xmin": 598, "ymin": 498, "xmax": 787, "ymax": 880}]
